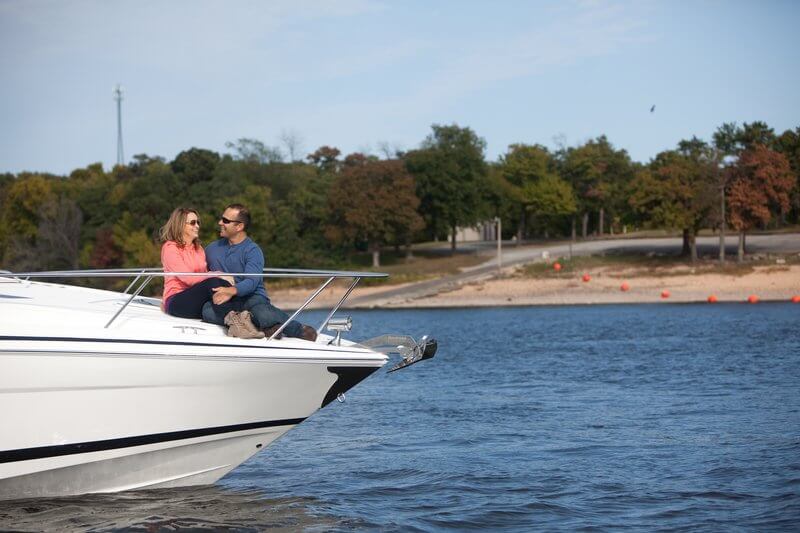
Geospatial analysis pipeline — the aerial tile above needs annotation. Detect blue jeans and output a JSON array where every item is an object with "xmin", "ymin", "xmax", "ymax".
[{"xmin": 201, "ymin": 293, "xmax": 304, "ymax": 338}]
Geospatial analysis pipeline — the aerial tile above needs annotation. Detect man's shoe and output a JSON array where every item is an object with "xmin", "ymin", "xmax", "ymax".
[
  {"xmin": 239, "ymin": 311, "xmax": 264, "ymax": 338},
  {"xmin": 225, "ymin": 311, "xmax": 265, "ymax": 339},
  {"xmin": 301, "ymin": 325, "xmax": 318, "ymax": 342},
  {"xmin": 263, "ymin": 324, "xmax": 283, "ymax": 339}
]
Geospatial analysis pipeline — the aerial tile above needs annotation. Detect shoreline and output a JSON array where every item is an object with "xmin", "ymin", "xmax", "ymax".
[{"xmin": 269, "ymin": 264, "xmax": 800, "ymax": 309}]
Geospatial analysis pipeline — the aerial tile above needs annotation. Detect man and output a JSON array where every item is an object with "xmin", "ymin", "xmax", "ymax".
[{"xmin": 201, "ymin": 203, "xmax": 316, "ymax": 341}]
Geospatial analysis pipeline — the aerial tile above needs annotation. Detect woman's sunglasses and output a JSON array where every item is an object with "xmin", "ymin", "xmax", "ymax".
[{"xmin": 186, "ymin": 219, "xmax": 201, "ymax": 227}]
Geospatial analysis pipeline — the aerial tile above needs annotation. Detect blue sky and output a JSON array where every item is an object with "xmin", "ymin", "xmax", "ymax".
[{"xmin": 1, "ymin": 0, "xmax": 798, "ymax": 175}]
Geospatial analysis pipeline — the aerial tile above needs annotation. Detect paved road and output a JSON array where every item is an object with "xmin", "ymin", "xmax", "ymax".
[{"xmin": 345, "ymin": 233, "xmax": 800, "ymax": 307}]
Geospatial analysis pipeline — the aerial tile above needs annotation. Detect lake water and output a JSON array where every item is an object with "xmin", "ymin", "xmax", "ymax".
[{"xmin": 2, "ymin": 303, "xmax": 799, "ymax": 531}]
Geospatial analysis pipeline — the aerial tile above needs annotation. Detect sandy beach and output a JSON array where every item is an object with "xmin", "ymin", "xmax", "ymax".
[{"xmin": 269, "ymin": 264, "xmax": 800, "ymax": 309}]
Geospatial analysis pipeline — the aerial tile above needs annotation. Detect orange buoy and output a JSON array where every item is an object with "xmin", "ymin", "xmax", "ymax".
[
  {"xmin": 747, "ymin": 294, "xmax": 759, "ymax": 304},
  {"xmin": 553, "ymin": 262, "xmax": 562, "ymax": 272},
  {"xmin": 661, "ymin": 290, "xmax": 670, "ymax": 299},
  {"xmin": 620, "ymin": 282, "xmax": 630, "ymax": 292},
  {"xmin": 707, "ymin": 295, "xmax": 718, "ymax": 303},
  {"xmin": 792, "ymin": 295, "xmax": 800, "ymax": 303},
  {"xmin": 582, "ymin": 273, "xmax": 591, "ymax": 282}
]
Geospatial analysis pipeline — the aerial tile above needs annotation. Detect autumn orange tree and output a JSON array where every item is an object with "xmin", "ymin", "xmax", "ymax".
[
  {"xmin": 325, "ymin": 154, "xmax": 424, "ymax": 267},
  {"xmin": 727, "ymin": 144, "xmax": 795, "ymax": 262}
]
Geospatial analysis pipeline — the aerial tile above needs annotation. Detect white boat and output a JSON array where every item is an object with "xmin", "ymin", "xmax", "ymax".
[{"xmin": 0, "ymin": 269, "xmax": 435, "ymax": 500}]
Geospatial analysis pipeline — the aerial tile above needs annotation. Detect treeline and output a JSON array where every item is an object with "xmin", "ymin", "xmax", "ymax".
[{"xmin": 0, "ymin": 121, "xmax": 798, "ymax": 275}]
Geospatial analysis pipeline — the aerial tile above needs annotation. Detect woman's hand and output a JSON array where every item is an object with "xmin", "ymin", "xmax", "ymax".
[{"xmin": 219, "ymin": 275, "xmax": 235, "ymax": 285}]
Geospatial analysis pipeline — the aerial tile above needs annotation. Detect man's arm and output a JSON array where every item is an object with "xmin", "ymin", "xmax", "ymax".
[
  {"xmin": 211, "ymin": 243, "xmax": 264, "ymax": 305},
  {"xmin": 234, "ymin": 244, "xmax": 264, "ymax": 297}
]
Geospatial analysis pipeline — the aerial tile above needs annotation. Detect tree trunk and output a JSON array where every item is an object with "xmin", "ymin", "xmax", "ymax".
[
  {"xmin": 719, "ymin": 183, "xmax": 726, "ymax": 264},
  {"xmin": 371, "ymin": 247, "xmax": 380, "ymax": 268},
  {"xmin": 737, "ymin": 231, "xmax": 745, "ymax": 263},
  {"xmin": 689, "ymin": 230, "xmax": 697, "ymax": 263},
  {"xmin": 681, "ymin": 229, "xmax": 690, "ymax": 256},
  {"xmin": 404, "ymin": 240, "xmax": 413, "ymax": 262},
  {"xmin": 571, "ymin": 217, "xmax": 576, "ymax": 242},
  {"xmin": 516, "ymin": 206, "xmax": 525, "ymax": 245},
  {"xmin": 581, "ymin": 212, "xmax": 588, "ymax": 239},
  {"xmin": 598, "ymin": 207, "xmax": 604, "ymax": 237},
  {"xmin": 451, "ymin": 224, "xmax": 457, "ymax": 254}
]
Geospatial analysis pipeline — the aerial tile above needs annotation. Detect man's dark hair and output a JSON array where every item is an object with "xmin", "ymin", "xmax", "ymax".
[{"xmin": 227, "ymin": 203, "xmax": 251, "ymax": 230}]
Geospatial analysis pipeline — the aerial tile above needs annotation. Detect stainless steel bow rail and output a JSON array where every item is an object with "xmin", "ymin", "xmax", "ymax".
[{"xmin": 2, "ymin": 268, "xmax": 387, "ymax": 335}]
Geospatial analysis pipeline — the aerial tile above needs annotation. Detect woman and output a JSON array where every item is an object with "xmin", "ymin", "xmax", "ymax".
[{"xmin": 159, "ymin": 207, "xmax": 233, "ymax": 319}]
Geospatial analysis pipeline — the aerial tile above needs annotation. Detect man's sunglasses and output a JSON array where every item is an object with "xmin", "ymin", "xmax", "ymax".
[
  {"xmin": 186, "ymin": 219, "xmax": 201, "ymax": 227},
  {"xmin": 220, "ymin": 216, "xmax": 242, "ymax": 225}
]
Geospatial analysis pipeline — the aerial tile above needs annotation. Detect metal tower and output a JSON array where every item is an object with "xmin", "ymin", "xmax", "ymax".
[{"xmin": 113, "ymin": 84, "xmax": 124, "ymax": 166}]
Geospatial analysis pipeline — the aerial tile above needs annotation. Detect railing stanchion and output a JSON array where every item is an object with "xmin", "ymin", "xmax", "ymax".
[
  {"xmin": 105, "ymin": 275, "xmax": 153, "ymax": 329},
  {"xmin": 269, "ymin": 276, "xmax": 335, "ymax": 340},
  {"xmin": 123, "ymin": 269, "xmax": 146, "ymax": 295},
  {"xmin": 317, "ymin": 277, "xmax": 360, "ymax": 334}
]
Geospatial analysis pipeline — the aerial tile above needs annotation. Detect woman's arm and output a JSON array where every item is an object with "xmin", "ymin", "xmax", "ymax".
[{"xmin": 161, "ymin": 242, "xmax": 209, "ymax": 287}]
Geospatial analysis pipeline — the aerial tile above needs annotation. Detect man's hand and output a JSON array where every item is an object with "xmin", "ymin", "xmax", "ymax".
[{"xmin": 212, "ymin": 286, "xmax": 237, "ymax": 305}]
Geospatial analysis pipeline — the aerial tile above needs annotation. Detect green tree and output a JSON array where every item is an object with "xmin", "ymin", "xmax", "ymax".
[
  {"xmin": 171, "ymin": 148, "xmax": 221, "ymax": 184},
  {"xmin": 775, "ymin": 127, "xmax": 800, "ymax": 223},
  {"xmin": 112, "ymin": 211, "xmax": 162, "ymax": 296},
  {"xmin": 629, "ymin": 142, "xmax": 717, "ymax": 262},
  {"xmin": 1, "ymin": 174, "xmax": 57, "ymax": 268},
  {"xmin": 326, "ymin": 155, "xmax": 423, "ymax": 267},
  {"xmin": 559, "ymin": 136, "xmax": 633, "ymax": 238},
  {"xmin": 405, "ymin": 124, "xmax": 488, "ymax": 252},
  {"xmin": 499, "ymin": 144, "xmax": 575, "ymax": 240},
  {"xmin": 225, "ymin": 138, "xmax": 284, "ymax": 164},
  {"xmin": 526, "ymin": 174, "xmax": 577, "ymax": 237},
  {"xmin": 713, "ymin": 121, "xmax": 777, "ymax": 155}
]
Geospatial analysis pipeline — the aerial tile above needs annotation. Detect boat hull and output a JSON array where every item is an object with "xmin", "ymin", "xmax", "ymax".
[{"xmin": 0, "ymin": 343, "xmax": 382, "ymax": 500}]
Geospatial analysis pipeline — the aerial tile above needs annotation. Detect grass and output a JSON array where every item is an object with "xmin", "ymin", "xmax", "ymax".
[
  {"xmin": 517, "ymin": 251, "xmax": 799, "ymax": 279},
  {"xmin": 267, "ymin": 248, "xmax": 486, "ymax": 290}
]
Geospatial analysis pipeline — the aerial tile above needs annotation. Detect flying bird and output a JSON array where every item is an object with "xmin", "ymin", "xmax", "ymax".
[{"xmin": 650, "ymin": 105, "xmax": 656, "ymax": 113}]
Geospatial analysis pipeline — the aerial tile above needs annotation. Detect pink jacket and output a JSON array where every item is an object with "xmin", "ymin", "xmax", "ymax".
[{"xmin": 161, "ymin": 241, "xmax": 209, "ymax": 307}]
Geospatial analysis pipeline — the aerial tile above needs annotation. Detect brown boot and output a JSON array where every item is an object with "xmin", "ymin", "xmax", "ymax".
[
  {"xmin": 239, "ymin": 311, "xmax": 265, "ymax": 338},
  {"xmin": 263, "ymin": 324, "xmax": 283, "ymax": 339},
  {"xmin": 301, "ymin": 325, "xmax": 318, "ymax": 342},
  {"xmin": 224, "ymin": 311, "xmax": 265, "ymax": 339}
]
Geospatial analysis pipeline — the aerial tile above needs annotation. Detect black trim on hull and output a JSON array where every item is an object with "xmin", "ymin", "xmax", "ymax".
[
  {"xmin": 0, "ymin": 417, "xmax": 306, "ymax": 464},
  {"xmin": 322, "ymin": 366, "xmax": 379, "ymax": 408},
  {"xmin": 0, "ymin": 336, "xmax": 369, "ymax": 355}
]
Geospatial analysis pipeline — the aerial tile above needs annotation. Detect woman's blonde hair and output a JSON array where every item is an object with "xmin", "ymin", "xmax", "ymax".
[{"xmin": 159, "ymin": 207, "xmax": 201, "ymax": 248}]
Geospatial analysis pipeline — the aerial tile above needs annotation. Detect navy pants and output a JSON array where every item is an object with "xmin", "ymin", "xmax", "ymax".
[
  {"xmin": 166, "ymin": 278, "xmax": 231, "ymax": 319},
  {"xmin": 201, "ymin": 293, "xmax": 304, "ymax": 338}
]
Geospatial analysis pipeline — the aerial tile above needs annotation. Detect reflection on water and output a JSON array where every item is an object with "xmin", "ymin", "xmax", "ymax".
[{"xmin": 0, "ymin": 486, "xmax": 336, "ymax": 532}]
